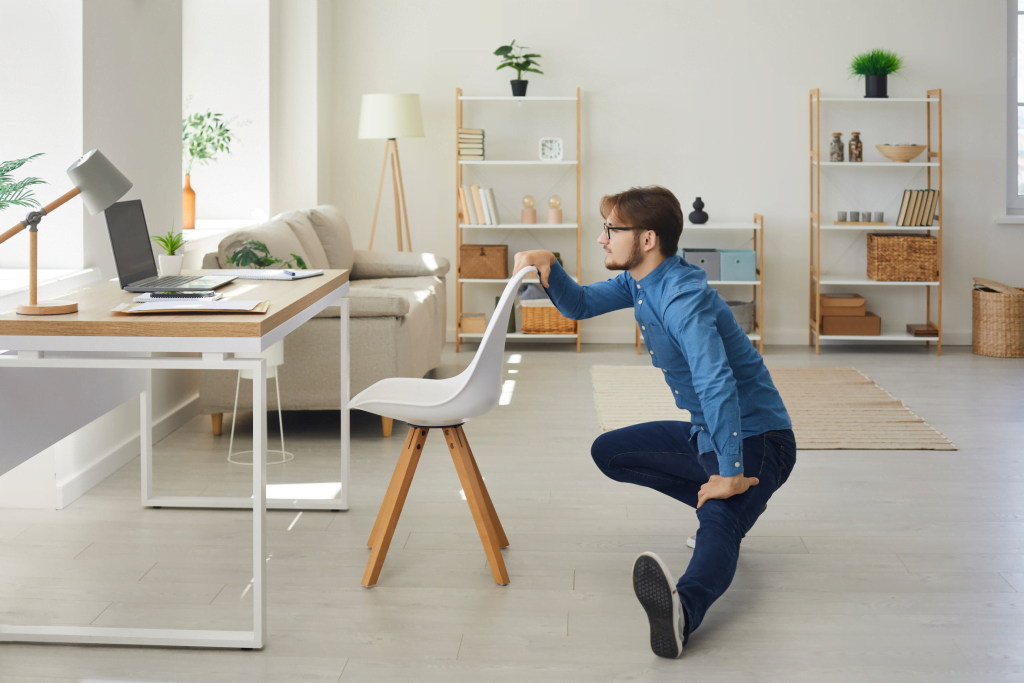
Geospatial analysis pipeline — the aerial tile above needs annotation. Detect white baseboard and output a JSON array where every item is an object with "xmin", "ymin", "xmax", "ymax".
[{"xmin": 54, "ymin": 395, "xmax": 200, "ymax": 509}]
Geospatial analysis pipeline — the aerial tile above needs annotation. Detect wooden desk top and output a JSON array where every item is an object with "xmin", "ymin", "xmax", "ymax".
[{"xmin": 0, "ymin": 270, "xmax": 349, "ymax": 338}]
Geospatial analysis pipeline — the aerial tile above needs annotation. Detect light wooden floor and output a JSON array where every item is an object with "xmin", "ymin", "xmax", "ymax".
[{"xmin": 1, "ymin": 342, "xmax": 1023, "ymax": 682}]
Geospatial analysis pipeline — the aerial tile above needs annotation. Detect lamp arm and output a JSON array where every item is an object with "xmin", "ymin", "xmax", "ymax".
[{"xmin": 0, "ymin": 186, "xmax": 82, "ymax": 246}]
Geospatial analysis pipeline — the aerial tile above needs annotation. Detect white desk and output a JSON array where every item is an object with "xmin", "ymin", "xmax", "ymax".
[{"xmin": 0, "ymin": 270, "xmax": 350, "ymax": 649}]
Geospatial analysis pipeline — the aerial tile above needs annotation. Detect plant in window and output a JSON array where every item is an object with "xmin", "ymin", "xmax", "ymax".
[
  {"xmin": 849, "ymin": 49, "xmax": 904, "ymax": 98},
  {"xmin": 226, "ymin": 239, "xmax": 307, "ymax": 270},
  {"xmin": 0, "ymin": 154, "xmax": 46, "ymax": 212},
  {"xmin": 181, "ymin": 100, "xmax": 248, "ymax": 229},
  {"xmin": 494, "ymin": 40, "xmax": 543, "ymax": 96}
]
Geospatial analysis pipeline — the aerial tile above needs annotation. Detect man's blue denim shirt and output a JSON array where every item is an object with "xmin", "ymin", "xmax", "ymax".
[{"xmin": 545, "ymin": 256, "xmax": 792, "ymax": 476}]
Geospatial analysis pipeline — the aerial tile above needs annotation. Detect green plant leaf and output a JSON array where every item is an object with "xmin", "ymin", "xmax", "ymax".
[
  {"xmin": 0, "ymin": 153, "xmax": 47, "ymax": 212},
  {"xmin": 849, "ymin": 48, "xmax": 904, "ymax": 77},
  {"xmin": 496, "ymin": 63, "xmax": 513, "ymax": 71},
  {"xmin": 523, "ymin": 67, "xmax": 543, "ymax": 74},
  {"xmin": 494, "ymin": 45, "xmax": 512, "ymax": 55}
]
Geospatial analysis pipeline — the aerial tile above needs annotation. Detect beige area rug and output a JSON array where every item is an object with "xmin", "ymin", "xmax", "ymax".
[{"xmin": 590, "ymin": 365, "xmax": 956, "ymax": 450}]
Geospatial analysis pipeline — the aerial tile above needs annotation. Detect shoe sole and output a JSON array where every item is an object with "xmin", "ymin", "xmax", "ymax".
[{"xmin": 632, "ymin": 553, "xmax": 683, "ymax": 658}]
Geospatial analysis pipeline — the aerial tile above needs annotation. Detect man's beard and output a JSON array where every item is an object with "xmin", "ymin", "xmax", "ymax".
[{"xmin": 605, "ymin": 233, "xmax": 644, "ymax": 271}]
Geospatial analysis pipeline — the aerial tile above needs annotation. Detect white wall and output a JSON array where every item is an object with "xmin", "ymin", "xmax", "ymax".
[
  {"xmin": 0, "ymin": 0, "xmax": 83, "ymax": 269},
  {"xmin": 182, "ymin": 0, "xmax": 270, "ymax": 221},
  {"xmin": 330, "ymin": 0, "xmax": 1023, "ymax": 345}
]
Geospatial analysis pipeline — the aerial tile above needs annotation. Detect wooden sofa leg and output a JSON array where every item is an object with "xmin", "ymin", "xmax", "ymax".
[
  {"xmin": 382, "ymin": 416, "xmax": 393, "ymax": 437},
  {"xmin": 211, "ymin": 413, "xmax": 223, "ymax": 436}
]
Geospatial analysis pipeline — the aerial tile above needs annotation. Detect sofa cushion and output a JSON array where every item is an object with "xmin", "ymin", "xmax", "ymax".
[
  {"xmin": 274, "ymin": 210, "xmax": 330, "ymax": 269},
  {"xmin": 217, "ymin": 218, "xmax": 310, "ymax": 270},
  {"xmin": 314, "ymin": 286, "xmax": 411, "ymax": 319},
  {"xmin": 351, "ymin": 250, "xmax": 450, "ymax": 280},
  {"xmin": 306, "ymin": 205, "xmax": 355, "ymax": 271}
]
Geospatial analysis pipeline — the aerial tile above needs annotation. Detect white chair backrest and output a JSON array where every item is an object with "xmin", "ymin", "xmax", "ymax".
[{"xmin": 446, "ymin": 266, "xmax": 537, "ymax": 415}]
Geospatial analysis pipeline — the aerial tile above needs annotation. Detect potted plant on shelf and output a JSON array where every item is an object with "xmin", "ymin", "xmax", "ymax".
[
  {"xmin": 152, "ymin": 221, "xmax": 186, "ymax": 276},
  {"xmin": 226, "ymin": 239, "xmax": 307, "ymax": 270},
  {"xmin": 849, "ymin": 48, "xmax": 904, "ymax": 98},
  {"xmin": 182, "ymin": 106, "xmax": 239, "ymax": 229},
  {"xmin": 494, "ymin": 40, "xmax": 543, "ymax": 96},
  {"xmin": 0, "ymin": 153, "xmax": 46, "ymax": 213}
]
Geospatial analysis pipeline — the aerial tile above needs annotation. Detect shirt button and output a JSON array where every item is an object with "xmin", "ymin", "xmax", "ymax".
[
  {"xmin": 735, "ymin": 462, "xmax": 741, "ymax": 468},
  {"xmin": 637, "ymin": 284, "xmax": 641, "ymax": 289},
  {"xmin": 649, "ymin": 350, "xmax": 653, "ymax": 355},
  {"xmin": 733, "ymin": 432, "xmax": 737, "ymax": 436},
  {"xmin": 638, "ymin": 300, "xmax": 643, "ymax": 305},
  {"xmin": 674, "ymin": 390, "xmax": 679, "ymax": 394},
  {"xmin": 662, "ymin": 369, "xmax": 667, "ymax": 373},
  {"xmin": 641, "ymin": 326, "xmax": 645, "ymax": 330}
]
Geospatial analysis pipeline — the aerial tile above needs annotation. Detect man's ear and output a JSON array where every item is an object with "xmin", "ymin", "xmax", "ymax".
[{"xmin": 643, "ymin": 230, "xmax": 659, "ymax": 253}]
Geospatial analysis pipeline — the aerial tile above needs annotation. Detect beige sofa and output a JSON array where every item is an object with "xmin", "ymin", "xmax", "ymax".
[{"xmin": 198, "ymin": 205, "xmax": 449, "ymax": 436}]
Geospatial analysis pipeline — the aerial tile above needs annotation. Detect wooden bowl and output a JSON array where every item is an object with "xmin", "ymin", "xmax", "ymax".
[{"xmin": 876, "ymin": 144, "xmax": 926, "ymax": 163}]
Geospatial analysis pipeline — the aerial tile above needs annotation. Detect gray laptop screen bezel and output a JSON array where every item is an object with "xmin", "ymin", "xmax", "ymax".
[{"xmin": 104, "ymin": 199, "xmax": 159, "ymax": 288}]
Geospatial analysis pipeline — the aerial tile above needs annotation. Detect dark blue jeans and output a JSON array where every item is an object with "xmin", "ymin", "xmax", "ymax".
[{"xmin": 590, "ymin": 421, "xmax": 797, "ymax": 640}]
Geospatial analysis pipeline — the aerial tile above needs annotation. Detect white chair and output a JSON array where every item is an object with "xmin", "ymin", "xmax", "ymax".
[
  {"xmin": 348, "ymin": 266, "xmax": 537, "ymax": 587},
  {"xmin": 227, "ymin": 340, "xmax": 294, "ymax": 466}
]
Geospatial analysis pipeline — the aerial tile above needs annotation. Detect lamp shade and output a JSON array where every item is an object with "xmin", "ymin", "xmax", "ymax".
[
  {"xmin": 66, "ymin": 149, "xmax": 133, "ymax": 215},
  {"xmin": 358, "ymin": 94, "xmax": 424, "ymax": 139}
]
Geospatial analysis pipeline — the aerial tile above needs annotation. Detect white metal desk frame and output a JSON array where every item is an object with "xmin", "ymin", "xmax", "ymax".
[{"xmin": 0, "ymin": 282, "xmax": 349, "ymax": 649}]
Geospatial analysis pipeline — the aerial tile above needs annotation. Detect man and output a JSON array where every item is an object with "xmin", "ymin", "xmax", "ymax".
[{"xmin": 512, "ymin": 186, "xmax": 796, "ymax": 659}]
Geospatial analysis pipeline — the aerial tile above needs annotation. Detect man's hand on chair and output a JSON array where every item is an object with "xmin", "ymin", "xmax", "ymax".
[
  {"xmin": 513, "ymin": 250, "xmax": 557, "ymax": 288},
  {"xmin": 696, "ymin": 474, "xmax": 759, "ymax": 509}
]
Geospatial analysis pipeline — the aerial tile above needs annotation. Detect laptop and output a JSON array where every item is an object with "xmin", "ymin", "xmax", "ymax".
[{"xmin": 104, "ymin": 200, "xmax": 236, "ymax": 293}]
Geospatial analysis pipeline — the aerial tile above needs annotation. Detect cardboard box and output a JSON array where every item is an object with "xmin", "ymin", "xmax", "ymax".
[
  {"xmin": 815, "ymin": 293, "xmax": 866, "ymax": 318},
  {"xmin": 822, "ymin": 311, "xmax": 881, "ymax": 335},
  {"xmin": 460, "ymin": 313, "xmax": 487, "ymax": 333}
]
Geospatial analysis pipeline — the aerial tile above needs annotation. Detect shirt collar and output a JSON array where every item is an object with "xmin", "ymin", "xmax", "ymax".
[{"xmin": 630, "ymin": 255, "xmax": 679, "ymax": 288}]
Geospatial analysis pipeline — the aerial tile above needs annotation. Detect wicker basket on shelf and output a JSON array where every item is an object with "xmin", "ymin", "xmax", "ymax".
[
  {"xmin": 866, "ymin": 233, "xmax": 938, "ymax": 281},
  {"xmin": 972, "ymin": 278, "xmax": 1024, "ymax": 358},
  {"xmin": 520, "ymin": 301, "xmax": 576, "ymax": 334}
]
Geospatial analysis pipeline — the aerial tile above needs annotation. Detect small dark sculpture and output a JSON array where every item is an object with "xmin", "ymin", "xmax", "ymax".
[{"xmin": 688, "ymin": 197, "xmax": 708, "ymax": 225}]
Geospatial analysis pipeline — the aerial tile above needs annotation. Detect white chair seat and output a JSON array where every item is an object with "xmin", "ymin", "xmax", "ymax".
[{"xmin": 348, "ymin": 266, "xmax": 537, "ymax": 427}]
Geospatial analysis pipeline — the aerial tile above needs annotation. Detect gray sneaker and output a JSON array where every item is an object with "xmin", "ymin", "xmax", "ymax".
[{"xmin": 632, "ymin": 552, "xmax": 685, "ymax": 658}]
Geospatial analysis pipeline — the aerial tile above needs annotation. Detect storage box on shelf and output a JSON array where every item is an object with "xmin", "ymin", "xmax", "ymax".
[
  {"xmin": 808, "ymin": 88, "xmax": 943, "ymax": 353},
  {"xmin": 455, "ymin": 87, "xmax": 582, "ymax": 352},
  {"xmin": 636, "ymin": 215, "xmax": 765, "ymax": 354}
]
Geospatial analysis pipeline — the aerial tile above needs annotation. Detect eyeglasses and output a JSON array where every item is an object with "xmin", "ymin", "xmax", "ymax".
[{"xmin": 603, "ymin": 223, "xmax": 647, "ymax": 240}]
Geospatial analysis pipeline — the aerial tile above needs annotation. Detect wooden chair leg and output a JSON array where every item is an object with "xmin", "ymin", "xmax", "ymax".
[
  {"xmin": 382, "ymin": 416, "xmax": 393, "ymax": 437},
  {"xmin": 458, "ymin": 426, "xmax": 508, "ymax": 548},
  {"xmin": 368, "ymin": 426, "xmax": 419, "ymax": 548},
  {"xmin": 443, "ymin": 426, "xmax": 509, "ymax": 585},
  {"xmin": 211, "ymin": 413, "xmax": 223, "ymax": 436},
  {"xmin": 362, "ymin": 427, "xmax": 428, "ymax": 586}
]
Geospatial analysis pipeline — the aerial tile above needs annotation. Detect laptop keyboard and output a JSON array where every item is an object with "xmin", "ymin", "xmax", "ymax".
[{"xmin": 143, "ymin": 276, "xmax": 198, "ymax": 288}]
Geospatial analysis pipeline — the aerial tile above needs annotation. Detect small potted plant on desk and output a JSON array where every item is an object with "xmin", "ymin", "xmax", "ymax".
[
  {"xmin": 494, "ymin": 40, "xmax": 543, "ymax": 96},
  {"xmin": 152, "ymin": 222, "xmax": 186, "ymax": 276},
  {"xmin": 226, "ymin": 239, "xmax": 307, "ymax": 270},
  {"xmin": 849, "ymin": 48, "xmax": 904, "ymax": 98}
]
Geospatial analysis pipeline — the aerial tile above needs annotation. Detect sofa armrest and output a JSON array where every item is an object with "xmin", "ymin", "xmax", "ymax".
[
  {"xmin": 351, "ymin": 250, "xmax": 450, "ymax": 280},
  {"xmin": 202, "ymin": 252, "xmax": 221, "ymax": 269}
]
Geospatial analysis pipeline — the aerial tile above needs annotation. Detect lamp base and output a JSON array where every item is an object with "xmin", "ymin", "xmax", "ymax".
[{"xmin": 17, "ymin": 300, "xmax": 78, "ymax": 315}]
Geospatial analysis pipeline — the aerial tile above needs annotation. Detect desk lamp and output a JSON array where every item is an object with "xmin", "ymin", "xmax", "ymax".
[
  {"xmin": 358, "ymin": 94, "xmax": 424, "ymax": 252},
  {"xmin": 0, "ymin": 149, "xmax": 132, "ymax": 315}
]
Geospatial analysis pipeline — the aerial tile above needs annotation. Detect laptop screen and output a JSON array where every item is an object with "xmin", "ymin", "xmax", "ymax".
[{"xmin": 104, "ymin": 200, "xmax": 158, "ymax": 287}]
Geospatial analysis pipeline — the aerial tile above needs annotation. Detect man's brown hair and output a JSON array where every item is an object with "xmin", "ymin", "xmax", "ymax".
[{"xmin": 599, "ymin": 185, "xmax": 684, "ymax": 257}]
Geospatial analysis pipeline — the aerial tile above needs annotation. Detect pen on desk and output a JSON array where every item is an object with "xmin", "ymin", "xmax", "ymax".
[{"xmin": 283, "ymin": 270, "xmax": 295, "ymax": 276}]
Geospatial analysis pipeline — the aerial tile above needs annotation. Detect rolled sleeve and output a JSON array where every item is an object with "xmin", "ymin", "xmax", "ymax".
[
  {"xmin": 665, "ymin": 289, "xmax": 743, "ymax": 476},
  {"xmin": 545, "ymin": 262, "xmax": 633, "ymax": 320}
]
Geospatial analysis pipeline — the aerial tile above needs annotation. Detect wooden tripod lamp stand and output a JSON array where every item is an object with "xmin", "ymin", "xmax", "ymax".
[
  {"xmin": 0, "ymin": 149, "xmax": 132, "ymax": 315},
  {"xmin": 358, "ymin": 94, "xmax": 424, "ymax": 252}
]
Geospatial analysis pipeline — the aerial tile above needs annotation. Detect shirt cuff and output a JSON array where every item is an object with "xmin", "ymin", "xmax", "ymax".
[{"xmin": 717, "ymin": 453, "xmax": 743, "ymax": 477}]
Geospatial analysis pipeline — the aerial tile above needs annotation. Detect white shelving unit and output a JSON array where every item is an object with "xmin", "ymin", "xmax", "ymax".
[
  {"xmin": 635, "ymin": 216, "xmax": 765, "ymax": 354},
  {"xmin": 809, "ymin": 88, "xmax": 943, "ymax": 354},
  {"xmin": 455, "ymin": 87, "xmax": 582, "ymax": 352}
]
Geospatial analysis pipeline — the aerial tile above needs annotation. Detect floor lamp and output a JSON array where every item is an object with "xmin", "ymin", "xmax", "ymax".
[
  {"xmin": 358, "ymin": 94, "xmax": 424, "ymax": 252},
  {"xmin": 0, "ymin": 149, "xmax": 132, "ymax": 315}
]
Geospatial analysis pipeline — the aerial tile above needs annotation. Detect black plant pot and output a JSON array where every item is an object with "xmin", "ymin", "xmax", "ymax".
[
  {"xmin": 864, "ymin": 74, "xmax": 888, "ymax": 98},
  {"xmin": 511, "ymin": 80, "xmax": 528, "ymax": 97}
]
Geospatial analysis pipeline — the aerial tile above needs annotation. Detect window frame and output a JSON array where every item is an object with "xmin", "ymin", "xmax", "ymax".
[{"xmin": 1007, "ymin": 0, "xmax": 1024, "ymax": 211}]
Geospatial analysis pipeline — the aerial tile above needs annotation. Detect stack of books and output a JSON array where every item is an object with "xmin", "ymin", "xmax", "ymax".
[
  {"xmin": 458, "ymin": 128, "xmax": 484, "ymax": 160},
  {"xmin": 458, "ymin": 184, "xmax": 501, "ymax": 225},
  {"xmin": 896, "ymin": 189, "xmax": 940, "ymax": 227}
]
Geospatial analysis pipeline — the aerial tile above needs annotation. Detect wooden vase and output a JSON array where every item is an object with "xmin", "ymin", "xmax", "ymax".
[{"xmin": 182, "ymin": 174, "xmax": 195, "ymax": 229}]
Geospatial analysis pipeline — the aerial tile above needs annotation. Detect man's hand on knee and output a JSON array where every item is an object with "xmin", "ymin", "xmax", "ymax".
[
  {"xmin": 513, "ymin": 250, "xmax": 556, "ymax": 288},
  {"xmin": 696, "ymin": 474, "xmax": 759, "ymax": 509}
]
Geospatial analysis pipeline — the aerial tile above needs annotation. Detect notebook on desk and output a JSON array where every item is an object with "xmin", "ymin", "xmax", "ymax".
[
  {"xmin": 219, "ymin": 269, "xmax": 324, "ymax": 280},
  {"xmin": 113, "ymin": 300, "xmax": 269, "ymax": 314}
]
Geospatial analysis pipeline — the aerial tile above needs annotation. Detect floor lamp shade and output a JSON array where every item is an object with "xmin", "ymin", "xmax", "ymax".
[
  {"xmin": 358, "ymin": 94, "xmax": 424, "ymax": 139},
  {"xmin": 66, "ymin": 149, "xmax": 133, "ymax": 215}
]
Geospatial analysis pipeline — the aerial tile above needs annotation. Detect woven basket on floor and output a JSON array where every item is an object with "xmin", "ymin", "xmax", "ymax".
[
  {"xmin": 972, "ymin": 278, "xmax": 1024, "ymax": 358},
  {"xmin": 520, "ymin": 303, "xmax": 576, "ymax": 334},
  {"xmin": 867, "ymin": 233, "xmax": 938, "ymax": 281}
]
